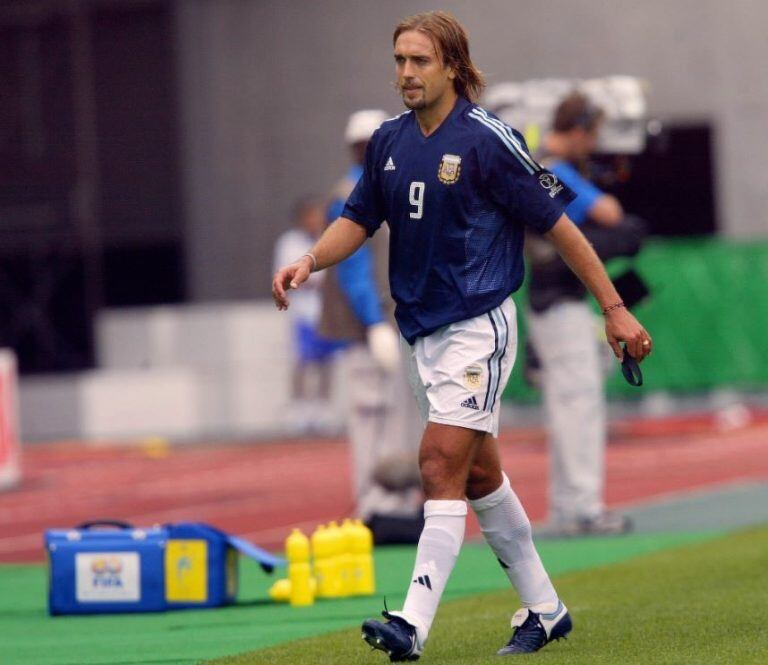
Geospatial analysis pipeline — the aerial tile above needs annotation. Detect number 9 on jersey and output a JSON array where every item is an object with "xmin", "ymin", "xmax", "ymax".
[{"xmin": 409, "ymin": 181, "xmax": 425, "ymax": 220}]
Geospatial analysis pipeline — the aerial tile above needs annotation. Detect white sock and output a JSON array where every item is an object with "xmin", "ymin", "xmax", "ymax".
[
  {"xmin": 469, "ymin": 473, "xmax": 558, "ymax": 610},
  {"xmin": 394, "ymin": 499, "xmax": 467, "ymax": 643}
]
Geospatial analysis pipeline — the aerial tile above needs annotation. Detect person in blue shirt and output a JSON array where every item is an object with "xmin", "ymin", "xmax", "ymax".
[
  {"xmin": 321, "ymin": 110, "xmax": 400, "ymax": 370},
  {"xmin": 318, "ymin": 110, "xmax": 424, "ymax": 538},
  {"xmin": 527, "ymin": 92, "xmax": 647, "ymax": 537},
  {"xmin": 273, "ymin": 11, "xmax": 652, "ymax": 661}
]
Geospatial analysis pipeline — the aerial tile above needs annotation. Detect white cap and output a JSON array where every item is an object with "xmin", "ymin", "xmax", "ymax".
[{"xmin": 344, "ymin": 109, "xmax": 388, "ymax": 144}]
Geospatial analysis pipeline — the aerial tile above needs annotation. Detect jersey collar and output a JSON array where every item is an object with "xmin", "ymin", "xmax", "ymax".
[{"xmin": 411, "ymin": 96, "xmax": 471, "ymax": 142}]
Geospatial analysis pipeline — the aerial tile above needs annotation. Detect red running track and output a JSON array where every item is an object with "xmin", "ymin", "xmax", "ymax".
[{"xmin": 1, "ymin": 411, "xmax": 768, "ymax": 563}]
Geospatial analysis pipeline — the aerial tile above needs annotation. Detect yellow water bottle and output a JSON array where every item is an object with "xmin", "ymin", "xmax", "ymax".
[
  {"xmin": 311, "ymin": 524, "xmax": 332, "ymax": 598},
  {"xmin": 286, "ymin": 528, "xmax": 314, "ymax": 606},
  {"xmin": 268, "ymin": 578, "xmax": 291, "ymax": 602},
  {"xmin": 340, "ymin": 519, "xmax": 356, "ymax": 596},
  {"xmin": 351, "ymin": 518, "xmax": 375, "ymax": 595},
  {"xmin": 325, "ymin": 521, "xmax": 344, "ymax": 598}
]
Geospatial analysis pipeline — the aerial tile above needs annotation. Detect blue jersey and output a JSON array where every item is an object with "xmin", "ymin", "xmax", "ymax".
[{"xmin": 342, "ymin": 97, "xmax": 575, "ymax": 344}]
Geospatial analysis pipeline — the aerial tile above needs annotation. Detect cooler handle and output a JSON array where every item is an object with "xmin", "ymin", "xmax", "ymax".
[{"xmin": 75, "ymin": 520, "xmax": 134, "ymax": 530}]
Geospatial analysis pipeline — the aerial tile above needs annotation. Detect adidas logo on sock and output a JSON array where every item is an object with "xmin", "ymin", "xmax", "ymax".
[
  {"xmin": 384, "ymin": 156, "xmax": 396, "ymax": 171},
  {"xmin": 412, "ymin": 575, "xmax": 432, "ymax": 590},
  {"xmin": 460, "ymin": 395, "xmax": 479, "ymax": 410}
]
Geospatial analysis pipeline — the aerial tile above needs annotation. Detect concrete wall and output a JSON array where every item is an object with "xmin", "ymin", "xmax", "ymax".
[
  {"xmin": 19, "ymin": 301, "xmax": 341, "ymax": 441},
  {"xmin": 176, "ymin": 0, "xmax": 768, "ymax": 301}
]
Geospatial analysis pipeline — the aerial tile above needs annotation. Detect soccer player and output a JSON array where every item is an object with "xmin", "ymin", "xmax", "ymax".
[{"xmin": 272, "ymin": 10, "xmax": 652, "ymax": 660}]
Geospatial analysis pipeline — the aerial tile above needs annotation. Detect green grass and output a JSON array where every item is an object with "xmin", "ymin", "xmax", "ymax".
[
  {"xmin": 2, "ymin": 529, "xmax": 759, "ymax": 664},
  {"xmin": 211, "ymin": 526, "xmax": 768, "ymax": 664},
  {"xmin": 0, "ymin": 531, "xmax": 716, "ymax": 664}
]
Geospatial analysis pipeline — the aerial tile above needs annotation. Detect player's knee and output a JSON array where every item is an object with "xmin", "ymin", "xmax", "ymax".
[
  {"xmin": 419, "ymin": 451, "xmax": 452, "ymax": 485},
  {"xmin": 419, "ymin": 447, "xmax": 463, "ymax": 497},
  {"xmin": 465, "ymin": 464, "xmax": 502, "ymax": 500}
]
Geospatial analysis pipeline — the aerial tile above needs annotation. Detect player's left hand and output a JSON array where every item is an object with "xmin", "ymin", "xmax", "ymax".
[
  {"xmin": 604, "ymin": 306, "xmax": 652, "ymax": 362},
  {"xmin": 271, "ymin": 256, "xmax": 313, "ymax": 310}
]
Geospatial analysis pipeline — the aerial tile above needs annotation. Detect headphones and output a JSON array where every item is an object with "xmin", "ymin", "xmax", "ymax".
[{"xmin": 573, "ymin": 97, "xmax": 603, "ymax": 131}]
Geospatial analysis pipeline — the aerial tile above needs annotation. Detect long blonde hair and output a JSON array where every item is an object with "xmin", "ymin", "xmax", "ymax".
[{"xmin": 393, "ymin": 11, "xmax": 485, "ymax": 103}]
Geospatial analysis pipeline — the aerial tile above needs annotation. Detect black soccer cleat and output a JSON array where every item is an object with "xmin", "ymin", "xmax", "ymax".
[
  {"xmin": 497, "ymin": 601, "xmax": 572, "ymax": 655},
  {"xmin": 361, "ymin": 609, "xmax": 423, "ymax": 662}
]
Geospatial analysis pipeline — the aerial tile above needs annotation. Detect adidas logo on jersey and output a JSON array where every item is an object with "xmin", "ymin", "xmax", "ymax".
[
  {"xmin": 384, "ymin": 156, "xmax": 396, "ymax": 171},
  {"xmin": 412, "ymin": 575, "xmax": 432, "ymax": 590},
  {"xmin": 460, "ymin": 395, "xmax": 479, "ymax": 410}
]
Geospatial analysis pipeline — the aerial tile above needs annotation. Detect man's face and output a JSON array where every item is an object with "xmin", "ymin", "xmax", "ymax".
[
  {"xmin": 571, "ymin": 125, "xmax": 601, "ymax": 160},
  {"xmin": 394, "ymin": 30, "xmax": 455, "ymax": 111}
]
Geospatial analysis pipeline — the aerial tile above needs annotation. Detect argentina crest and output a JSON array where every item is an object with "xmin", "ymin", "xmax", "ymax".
[{"xmin": 437, "ymin": 154, "xmax": 462, "ymax": 184}]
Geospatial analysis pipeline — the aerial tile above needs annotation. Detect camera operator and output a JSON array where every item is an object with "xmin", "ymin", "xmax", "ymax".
[{"xmin": 527, "ymin": 91, "xmax": 648, "ymax": 536}]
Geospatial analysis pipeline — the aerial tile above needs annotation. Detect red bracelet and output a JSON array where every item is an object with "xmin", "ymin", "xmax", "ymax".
[{"xmin": 602, "ymin": 301, "xmax": 626, "ymax": 315}]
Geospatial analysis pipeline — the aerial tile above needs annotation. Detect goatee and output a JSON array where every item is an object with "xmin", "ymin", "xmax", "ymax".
[{"xmin": 402, "ymin": 94, "xmax": 426, "ymax": 110}]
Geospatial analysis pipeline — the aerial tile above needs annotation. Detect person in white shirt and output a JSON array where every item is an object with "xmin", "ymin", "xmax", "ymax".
[{"xmin": 273, "ymin": 196, "xmax": 341, "ymax": 433}]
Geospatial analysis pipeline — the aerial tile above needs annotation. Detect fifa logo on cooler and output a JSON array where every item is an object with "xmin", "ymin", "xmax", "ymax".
[{"xmin": 90, "ymin": 556, "xmax": 125, "ymax": 588}]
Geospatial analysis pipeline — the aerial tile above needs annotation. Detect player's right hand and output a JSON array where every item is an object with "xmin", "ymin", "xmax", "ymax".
[{"xmin": 272, "ymin": 257, "xmax": 312, "ymax": 310}]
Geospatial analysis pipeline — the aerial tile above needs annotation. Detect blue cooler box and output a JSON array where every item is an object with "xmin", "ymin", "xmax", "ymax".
[{"xmin": 46, "ymin": 521, "xmax": 283, "ymax": 615}]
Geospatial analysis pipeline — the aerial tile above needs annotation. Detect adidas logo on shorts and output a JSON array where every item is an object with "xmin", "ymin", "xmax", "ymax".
[{"xmin": 460, "ymin": 395, "xmax": 479, "ymax": 410}]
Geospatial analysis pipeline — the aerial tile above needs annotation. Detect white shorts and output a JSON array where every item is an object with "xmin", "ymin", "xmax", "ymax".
[{"xmin": 405, "ymin": 298, "xmax": 517, "ymax": 437}]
